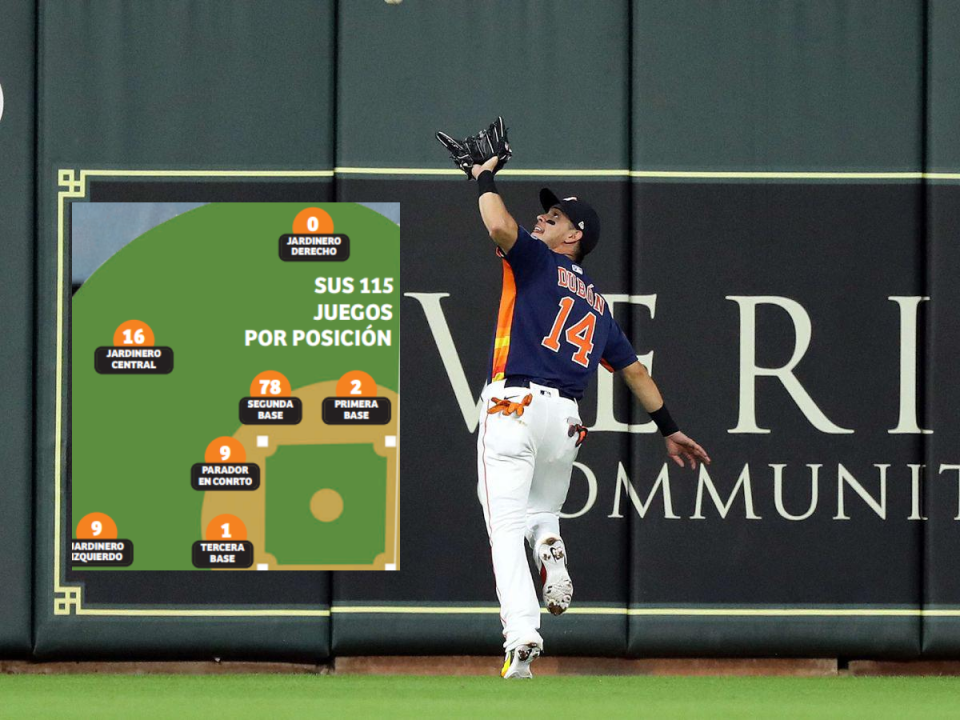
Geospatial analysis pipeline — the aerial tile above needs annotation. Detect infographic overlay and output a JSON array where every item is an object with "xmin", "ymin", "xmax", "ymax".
[{"xmin": 70, "ymin": 203, "xmax": 400, "ymax": 571}]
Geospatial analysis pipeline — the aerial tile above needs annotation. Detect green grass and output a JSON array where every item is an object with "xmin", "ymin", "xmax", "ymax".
[{"xmin": 2, "ymin": 675, "xmax": 960, "ymax": 719}]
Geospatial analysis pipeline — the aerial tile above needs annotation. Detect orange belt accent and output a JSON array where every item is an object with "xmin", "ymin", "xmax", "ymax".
[{"xmin": 487, "ymin": 394, "xmax": 533, "ymax": 417}]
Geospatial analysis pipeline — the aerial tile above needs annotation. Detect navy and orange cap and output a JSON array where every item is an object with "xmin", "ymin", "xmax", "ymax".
[{"xmin": 539, "ymin": 188, "xmax": 601, "ymax": 258}]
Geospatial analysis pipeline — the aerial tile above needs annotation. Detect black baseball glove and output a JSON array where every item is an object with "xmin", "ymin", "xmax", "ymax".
[{"xmin": 436, "ymin": 116, "xmax": 512, "ymax": 180}]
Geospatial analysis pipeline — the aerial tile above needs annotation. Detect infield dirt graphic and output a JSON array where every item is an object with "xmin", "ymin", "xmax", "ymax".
[{"xmin": 201, "ymin": 381, "xmax": 398, "ymax": 570}]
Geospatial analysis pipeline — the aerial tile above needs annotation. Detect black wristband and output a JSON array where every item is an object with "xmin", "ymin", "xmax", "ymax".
[
  {"xmin": 649, "ymin": 403, "xmax": 679, "ymax": 437},
  {"xmin": 477, "ymin": 170, "xmax": 497, "ymax": 196}
]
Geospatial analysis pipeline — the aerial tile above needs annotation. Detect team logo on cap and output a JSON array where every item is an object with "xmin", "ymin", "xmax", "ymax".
[
  {"xmin": 578, "ymin": 221, "xmax": 584, "ymax": 229},
  {"xmin": 564, "ymin": 196, "xmax": 578, "ymax": 201}
]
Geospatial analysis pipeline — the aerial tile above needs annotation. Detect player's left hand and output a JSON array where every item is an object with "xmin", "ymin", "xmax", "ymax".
[{"xmin": 664, "ymin": 431, "xmax": 711, "ymax": 470}]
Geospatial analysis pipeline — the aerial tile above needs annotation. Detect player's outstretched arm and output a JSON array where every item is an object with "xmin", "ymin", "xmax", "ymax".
[
  {"xmin": 619, "ymin": 361, "xmax": 711, "ymax": 470},
  {"xmin": 471, "ymin": 157, "xmax": 518, "ymax": 253}
]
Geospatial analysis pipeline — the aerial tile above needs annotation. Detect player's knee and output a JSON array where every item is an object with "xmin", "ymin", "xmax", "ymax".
[{"xmin": 489, "ymin": 513, "xmax": 526, "ymax": 536}]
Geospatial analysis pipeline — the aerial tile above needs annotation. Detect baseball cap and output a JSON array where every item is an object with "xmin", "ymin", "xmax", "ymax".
[{"xmin": 539, "ymin": 188, "xmax": 601, "ymax": 258}]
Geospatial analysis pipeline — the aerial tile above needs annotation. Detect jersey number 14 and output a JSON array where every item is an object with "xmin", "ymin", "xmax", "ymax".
[{"xmin": 541, "ymin": 297, "xmax": 596, "ymax": 368}]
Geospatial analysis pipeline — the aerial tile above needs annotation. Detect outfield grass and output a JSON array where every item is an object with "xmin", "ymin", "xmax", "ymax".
[{"xmin": 2, "ymin": 675, "xmax": 960, "ymax": 719}]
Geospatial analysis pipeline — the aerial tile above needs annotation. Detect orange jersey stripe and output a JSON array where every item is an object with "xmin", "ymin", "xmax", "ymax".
[{"xmin": 490, "ymin": 260, "xmax": 517, "ymax": 381}]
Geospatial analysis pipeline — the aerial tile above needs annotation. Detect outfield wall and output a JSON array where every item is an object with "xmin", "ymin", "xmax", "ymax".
[
  {"xmin": 0, "ymin": 0, "xmax": 36, "ymax": 658},
  {"xmin": 1, "ymin": 0, "xmax": 958, "ymax": 660}
]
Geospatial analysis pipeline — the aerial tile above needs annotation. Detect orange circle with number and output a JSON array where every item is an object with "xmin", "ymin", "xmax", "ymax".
[
  {"xmin": 76, "ymin": 512, "xmax": 118, "ymax": 539},
  {"xmin": 336, "ymin": 370, "xmax": 376, "ymax": 397},
  {"xmin": 113, "ymin": 320, "xmax": 155, "ymax": 347},
  {"xmin": 292, "ymin": 207, "xmax": 334, "ymax": 234},
  {"xmin": 206, "ymin": 514, "xmax": 247, "ymax": 541},
  {"xmin": 250, "ymin": 370, "xmax": 291, "ymax": 397},
  {"xmin": 204, "ymin": 437, "xmax": 246, "ymax": 463}
]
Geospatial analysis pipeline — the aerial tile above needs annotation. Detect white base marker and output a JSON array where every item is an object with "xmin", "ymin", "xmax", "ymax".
[
  {"xmin": 385, "ymin": 435, "xmax": 397, "ymax": 447},
  {"xmin": 257, "ymin": 436, "xmax": 269, "ymax": 447}
]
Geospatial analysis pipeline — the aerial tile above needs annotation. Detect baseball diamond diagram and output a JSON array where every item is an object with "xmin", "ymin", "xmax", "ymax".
[{"xmin": 70, "ymin": 202, "xmax": 399, "ymax": 571}]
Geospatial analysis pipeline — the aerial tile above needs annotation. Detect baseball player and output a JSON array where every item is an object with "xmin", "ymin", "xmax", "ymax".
[{"xmin": 468, "ymin": 155, "xmax": 711, "ymax": 679}]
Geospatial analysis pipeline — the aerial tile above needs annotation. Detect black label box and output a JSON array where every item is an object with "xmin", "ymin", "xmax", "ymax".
[
  {"xmin": 70, "ymin": 539, "xmax": 134, "ymax": 567},
  {"xmin": 322, "ymin": 396, "xmax": 392, "ymax": 425},
  {"xmin": 279, "ymin": 234, "xmax": 350, "ymax": 262},
  {"xmin": 95, "ymin": 347, "xmax": 174, "ymax": 374},
  {"xmin": 192, "ymin": 540, "xmax": 254, "ymax": 568},
  {"xmin": 239, "ymin": 396, "xmax": 302, "ymax": 425},
  {"xmin": 191, "ymin": 463, "xmax": 261, "ymax": 491}
]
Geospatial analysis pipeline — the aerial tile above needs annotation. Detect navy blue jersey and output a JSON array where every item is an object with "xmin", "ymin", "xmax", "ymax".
[{"xmin": 488, "ymin": 227, "xmax": 637, "ymax": 399}]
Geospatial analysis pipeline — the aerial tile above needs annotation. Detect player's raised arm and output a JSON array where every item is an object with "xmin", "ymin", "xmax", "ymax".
[
  {"xmin": 471, "ymin": 157, "xmax": 518, "ymax": 253},
  {"xmin": 436, "ymin": 118, "xmax": 517, "ymax": 252},
  {"xmin": 619, "ymin": 360, "xmax": 711, "ymax": 470}
]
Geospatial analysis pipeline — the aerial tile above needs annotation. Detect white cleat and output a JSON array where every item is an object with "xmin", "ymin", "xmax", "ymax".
[
  {"xmin": 501, "ymin": 642, "xmax": 542, "ymax": 679},
  {"xmin": 537, "ymin": 536, "xmax": 573, "ymax": 616}
]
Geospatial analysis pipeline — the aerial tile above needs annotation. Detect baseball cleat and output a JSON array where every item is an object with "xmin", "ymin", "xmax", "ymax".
[
  {"xmin": 501, "ymin": 642, "xmax": 542, "ymax": 679},
  {"xmin": 537, "ymin": 536, "xmax": 573, "ymax": 616}
]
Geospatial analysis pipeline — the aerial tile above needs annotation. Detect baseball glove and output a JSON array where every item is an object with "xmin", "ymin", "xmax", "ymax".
[{"xmin": 436, "ymin": 116, "xmax": 512, "ymax": 179}]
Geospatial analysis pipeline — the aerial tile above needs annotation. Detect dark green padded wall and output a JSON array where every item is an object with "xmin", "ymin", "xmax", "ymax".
[
  {"xmin": 633, "ymin": 0, "xmax": 923, "ymax": 171},
  {"xmin": 628, "ymin": 0, "xmax": 924, "ymax": 657},
  {"xmin": 38, "ymin": 0, "xmax": 335, "ymax": 168},
  {"xmin": 33, "ymin": 0, "xmax": 337, "ymax": 661},
  {"xmin": 924, "ymin": 0, "xmax": 960, "ymax": 655},
  {"xmin": 0, "ymin": 0, "xmax": 36, "ymax": 657},
  {"xmin": 338, "ymin": 0, "xmax": 630, "ymax": 170},
  {"xmin": 334, "ymin": 0, "xmax": 633, "ymax": 656},
  {"xmin": 7, "ymin": 0, "xmax": 960, "ymax": 661},
  {"xmin": 927, "ymin": 0, "xmax": 960, "ymax": 172}
]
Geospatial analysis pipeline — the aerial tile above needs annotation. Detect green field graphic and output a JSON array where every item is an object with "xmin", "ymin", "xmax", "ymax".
[{"xmin": 71, "ymin": 203, "xmax": 399, "ymax": 570}]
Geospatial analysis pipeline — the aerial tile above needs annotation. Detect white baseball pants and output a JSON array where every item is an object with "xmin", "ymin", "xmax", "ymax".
[{"xmin": 476, "ymin": 379, "xmax": 581, "ymax": 651}]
